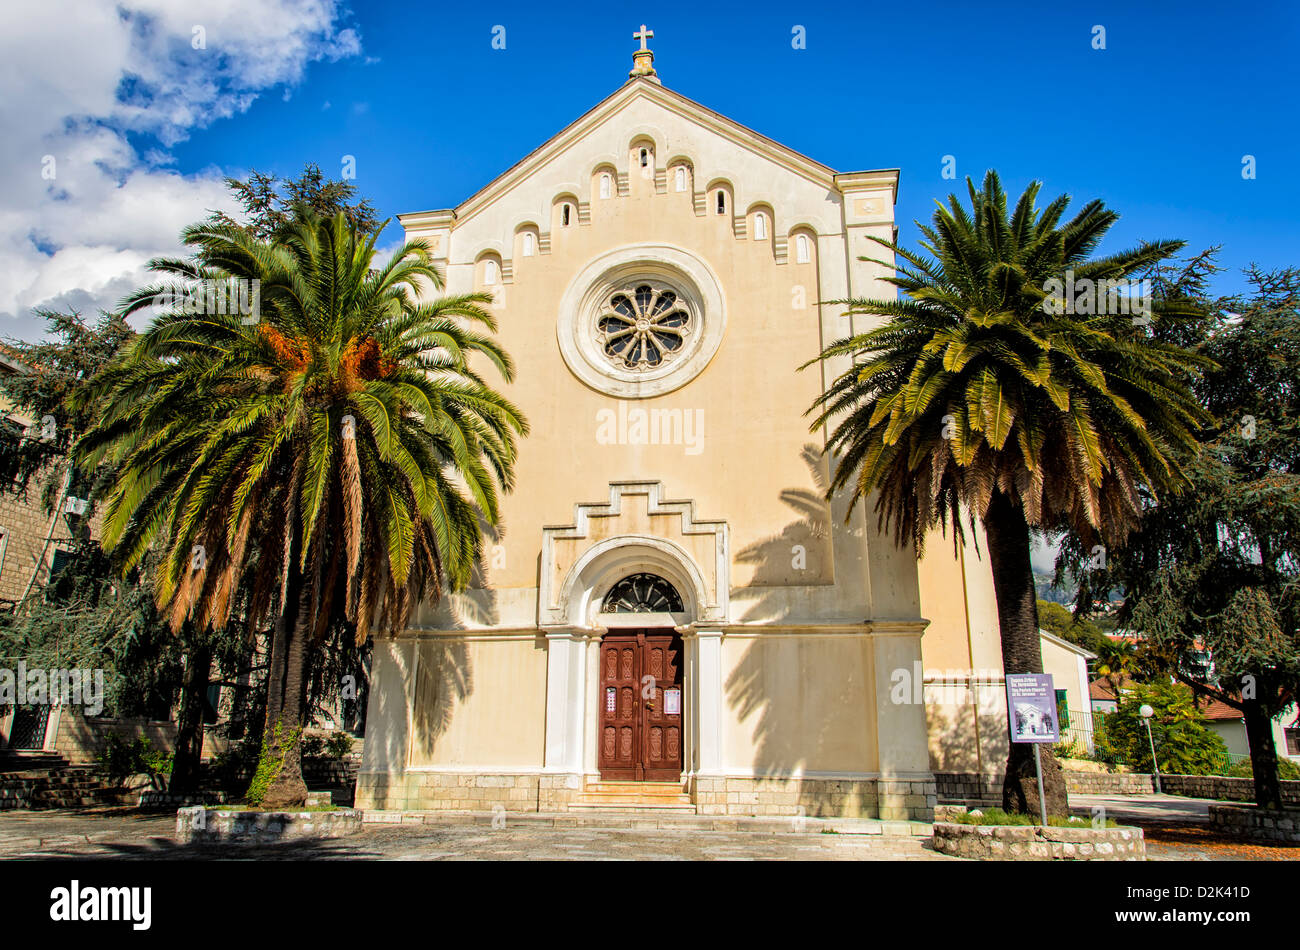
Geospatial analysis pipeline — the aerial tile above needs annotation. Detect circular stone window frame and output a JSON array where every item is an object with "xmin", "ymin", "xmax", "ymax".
[{"xmin": 557, "ymin": 244, "xmax": 727, "ymax": 398}]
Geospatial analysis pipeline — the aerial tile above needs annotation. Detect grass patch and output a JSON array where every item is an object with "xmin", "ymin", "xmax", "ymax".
[{"xmin": 947, "ymin": 807, "xmax": 1122, "ymax": 828}]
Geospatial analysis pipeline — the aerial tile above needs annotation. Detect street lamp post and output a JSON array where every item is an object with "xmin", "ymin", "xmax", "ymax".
[{"xmin": 1139, "ymin": 704, "xmax": 1162, "ymax": 794}]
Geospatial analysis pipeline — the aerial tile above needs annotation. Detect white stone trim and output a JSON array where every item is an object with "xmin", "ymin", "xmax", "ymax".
[{"xmin": 539, "ymin": 480, "xmax": 729, "ymax": 626}]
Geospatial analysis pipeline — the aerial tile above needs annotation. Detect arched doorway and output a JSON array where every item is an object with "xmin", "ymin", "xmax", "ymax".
[{"xmin": 596, "ymin": 573, "xmax": 684, "ymax": 781}]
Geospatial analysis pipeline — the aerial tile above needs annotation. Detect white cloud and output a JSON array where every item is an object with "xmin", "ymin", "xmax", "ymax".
[{"xmin": 0, "ymin": 0, "xmax": 361, "ymax": 339}]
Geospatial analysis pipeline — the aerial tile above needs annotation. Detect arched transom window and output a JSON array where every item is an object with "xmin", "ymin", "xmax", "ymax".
[
  {"xmin": 602, "ymin": 573, "xmax": 684, "ymax": 613},
  {"xmin": 596, "ymin": 283, "xmax": 692, "ymax": 371}
]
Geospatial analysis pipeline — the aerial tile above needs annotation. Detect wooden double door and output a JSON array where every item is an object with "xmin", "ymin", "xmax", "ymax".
[{"xmin": 598, "ymin": 629, "xmax": 684, "ymax": 781}]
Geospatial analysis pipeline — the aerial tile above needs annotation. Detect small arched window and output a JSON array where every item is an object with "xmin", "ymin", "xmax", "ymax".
[
  {"xmin": 522, "ymin": 232, "xmax": 536, "ymax": 257},
  {"xmin": 639, "ymin": 148, "xmax": 649, "ymax": 168},
  {"xmin": 716, "ymin": 191, "xmax": 726, "ymax": 215},
  {"xmin": 602, "ymin": 573, "xmax": 684, "ymax": 613},
  {"xmin": 562, "ymin": 204, "xmax": 572, "ymax": 227},
  {"xmin": 754, "ymin": 212, "xmax": 767, "ymax": 240},
  {"xmin": 600, "ymin": 174, "xmax": 611, "ymax": 199},
  {"xmin": 796, "ymin": 234, "xmax": 811, "ymax": 264},
  {"xmin": 483, "ymin": 259, "xmax": 499, "ymax": 285},
  {"xmin": 675, "ymin": 166, "xmax": 687, "ymax": 192}
]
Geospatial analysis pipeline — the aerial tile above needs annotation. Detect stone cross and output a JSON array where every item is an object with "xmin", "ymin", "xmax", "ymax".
[{"xmin": 634, "ymin": 24, "xmax": 654, "ymax": 51}]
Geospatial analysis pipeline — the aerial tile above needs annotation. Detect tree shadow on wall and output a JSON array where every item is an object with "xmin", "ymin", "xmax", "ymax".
[
  {"xmin": 723, "ymin": 632, "xmax": 877, "ymax": 816},
  {"xmin": 363, "ymin": 537, "xmax": 510, "ymax": 792},
  {"xmin": 731, "ymin": 444, "xmax": 836, "ymax": 625}
]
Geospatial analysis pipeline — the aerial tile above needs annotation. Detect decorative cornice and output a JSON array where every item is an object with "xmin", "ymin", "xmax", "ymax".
[
  {"xmin": 396, "ymin": 209, "xmax": 456, "ymax": 230},
  {"xmin": 834, "ymin": 169, "xmax": 900, "ymax": 203}
]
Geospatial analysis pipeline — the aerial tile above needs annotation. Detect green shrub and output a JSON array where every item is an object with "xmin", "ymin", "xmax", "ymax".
[
  {"xmin": 300, "ymin": 734, "xmax": 326, "ymax": 758},
  {"xmin": 1053, "ymin": 739, "xmax": 1088, "ymax": 761},
  {"xmin": 96, "ymin": 733, "xmax": 173, "ymax": 782},
  {"xmin": 1093, "ymin": 681, "xmax": 1229, "ymax": 775},
  {"xmin": 208, "ymin": 743, "xmax": 258, "ymax": 793},
  {"xmin": 1225, "ymin": 757, "xmax": 1300, "ymax": 780},
  {"xmin": 324, "ymin": 731, "xmax": 354, "ymax": 759}
]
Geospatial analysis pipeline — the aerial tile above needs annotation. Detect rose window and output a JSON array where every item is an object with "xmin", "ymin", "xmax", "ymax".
[{"xmin": 596, "ymin": 284, "xmax": 691, "ymax": 371}]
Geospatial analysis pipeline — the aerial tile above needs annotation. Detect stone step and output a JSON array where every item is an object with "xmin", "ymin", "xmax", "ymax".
[
  {"xmin": 577, "ymin": 793, "xmax": 693, "ymax": 805},
  {"xmin": 577, "ymin": 780, "xmax": 693, "ymax": 809},
  {"xmin": 362, "ymin": 809, "xmax": 934, "ymax": 837},
  {"xmin": 0, "ymin": 753, "xmax": 68, "ymax": 773},
  {"xmin": 568, "ymin": 802, "xmax": 697, "ymax": 813}
]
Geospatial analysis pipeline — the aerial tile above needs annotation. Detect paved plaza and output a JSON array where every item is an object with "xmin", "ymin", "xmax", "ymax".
[
  {"xmin": 0, "ymin": 798, "xmax": 1295, "ymax": 860},
  {"xmin": 0, "ymin": 809, "xmax": 952, "ymax": 861}
]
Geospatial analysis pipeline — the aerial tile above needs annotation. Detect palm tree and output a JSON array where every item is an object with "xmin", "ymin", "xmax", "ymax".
[
  {"xmin": 76, "ymin": 208, "xmax": 527, "ymax": 807},
  {"xmin": 804, "ymin": 171, "xmax": 1211, "ymax": 815}
]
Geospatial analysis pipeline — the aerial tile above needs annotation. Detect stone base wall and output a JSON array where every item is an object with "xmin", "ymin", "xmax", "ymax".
[
  {"xmin": 932, "ymin": 822, "xmax": 1145, "ymax": 860},
  {"xmin": 356, "ymin": 771, "xmax": 937, "ymax": 821},
  {"xmin": 691, "ymin": 776, "xmax": 919, "ymax": 819},
  {"xmin": 355, "ymin": 771, "xmax": 582, "ymax": 812},
  {"xmin": 1208, "ymin": 804, "xmax": 1300, "ymax": 842},
  {"xmin": 935, "ymin": 772, "xmax": 1003, "ymax": 806}
]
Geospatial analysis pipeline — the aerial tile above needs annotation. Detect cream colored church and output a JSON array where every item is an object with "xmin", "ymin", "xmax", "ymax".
[{"xmin": 356, "ymin": 32, "xmax": 1017, "ymax": 820}]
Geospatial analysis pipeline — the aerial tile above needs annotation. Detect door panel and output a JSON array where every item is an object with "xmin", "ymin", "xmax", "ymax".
[
  {"xmin": 597, "ymin": 630, "xmax": 683, "ymax": 781},
  {"xmin": 599, "ymin": 636, "xmax": 641, "ymax": 779},
  {"xmin": 641, "ymin": 633, "xmax": 683, "ymax": 780}
]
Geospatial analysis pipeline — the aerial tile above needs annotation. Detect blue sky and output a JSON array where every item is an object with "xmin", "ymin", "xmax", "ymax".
[
  {"xmin": 169, "ymin": 1, "xmax": 1299, "ymax": 298},
  {"xmin": 3, "ymin": 1, "xmax": 1297, "ymax": 340}
]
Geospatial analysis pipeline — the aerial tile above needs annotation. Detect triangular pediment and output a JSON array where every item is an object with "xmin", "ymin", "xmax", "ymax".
[{"xmin": 442, "ymin": 78, "xmax": 840, "ymax": 225}]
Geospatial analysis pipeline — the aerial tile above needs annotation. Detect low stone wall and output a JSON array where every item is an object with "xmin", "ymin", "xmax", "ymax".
[
  {"xmin": 53, "ymin": 709, "xmax": 178, "ymax": 765},
  {"xmin": 302, "ymin": 756, "xmax": 360, "ymax": 789},
  {"xmin": 1208, "ymin": 804, "xmax": 1300, "ymax": 843},
  {"xmin": 354, "ymin": 771, "xmax": 937, "ymax": 820},
  {"xmin": 1161, "ymin": 774, "xmax": 1300, "ymax": 805},
  {"xmin": 935, "ymin": 772, "xmax": 1002, "ymax": 806},
  {"xmin": 1061, "ymin": 769, "xmax": 1300, "ymax": 803},
  {"xmin": 0, "ymin": 786, "xmax": 32, "ymax": 809},
  {"xmin": 176, "ymin": 807, "xmax": 362, "ymax": 843},
  {"xmin": 932, "ymin": 822, "xmax": 1145, "ymax": 860},
  {"xmin": 1063, "ymin": 771, "xmax": 1156, "ymax": 795},
  {"xmin": 141, "ymin": 790, "xmax": 229, "ymax": 808}
]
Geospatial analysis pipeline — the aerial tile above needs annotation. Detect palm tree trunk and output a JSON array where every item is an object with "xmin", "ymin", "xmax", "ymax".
[
  {"xmin": 257, "ymin": 568, "xmax": 312, "ymax": 808},
  {"xmin": 983, "ymin": 489, "xmax": 1069, "ymax": 817},
  {"xmin": 168, "ymin": 634, "xmax": 212, "ymax": 796},
  {"xmin": 1242, "ymin": 694, "xmax": 1282, "ymax": 809}
]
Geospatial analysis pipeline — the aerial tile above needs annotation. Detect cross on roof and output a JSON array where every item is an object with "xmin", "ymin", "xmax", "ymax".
[{"xmin": 633, "ymin": 24, "xmax": 653, "ymax": 51}]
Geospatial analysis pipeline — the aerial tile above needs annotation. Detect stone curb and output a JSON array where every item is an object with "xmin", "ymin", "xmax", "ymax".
[
  {"xmin": 175, "ymin": 807, "xmax": 363, "ymax": 843},
  {"xmin": 931, "ymin": 821, "xmax": 1145, "ymax": 860}
]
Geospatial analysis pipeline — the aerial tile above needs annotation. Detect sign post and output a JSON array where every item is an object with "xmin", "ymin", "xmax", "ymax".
[{"xmin": 1005, "ymin": 672, "xmax": 1059, "ymax": 827}]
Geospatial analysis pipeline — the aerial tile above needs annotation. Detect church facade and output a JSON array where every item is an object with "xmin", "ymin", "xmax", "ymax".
[{"xmin": 356, "ymin": 36, "xmax": 1011, "ymax": 821}]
